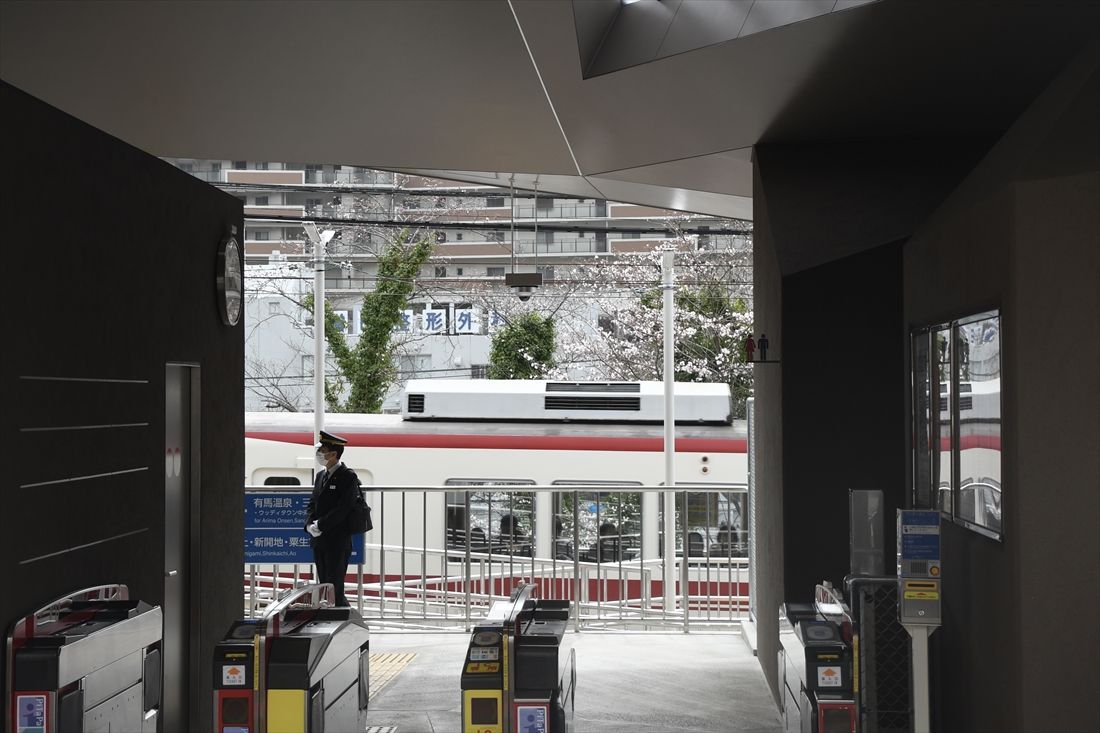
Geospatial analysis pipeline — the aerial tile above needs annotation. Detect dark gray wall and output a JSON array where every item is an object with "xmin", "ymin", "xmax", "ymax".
[
  {"xmin": 782, "ymin": 244, "xmax": 906, "ymax": 598},
  {"xmin": 750, "ymin": 135, "xmax": 974, "ymax": 704},
  {"xmin": 0, "ymin": 82, "xmax": 244, "ymax": 732},
  {"xmin": 753, "ymin": 39, "xmax": 1099, "ymax": 731},
  {"xmin": 904, "ymin": 43, "xmax": 1099, "ymax": 732}
]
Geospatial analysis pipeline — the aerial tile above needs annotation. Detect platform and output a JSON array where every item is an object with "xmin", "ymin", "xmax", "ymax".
[{"xmin": 367, "ymin": 632, "xmax": 782, "ymax": 732}]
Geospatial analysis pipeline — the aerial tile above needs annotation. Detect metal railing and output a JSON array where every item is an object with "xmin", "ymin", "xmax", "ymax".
[{"xmin": 244, "ymin": 484, "xmax": 749, "ymax": 633}]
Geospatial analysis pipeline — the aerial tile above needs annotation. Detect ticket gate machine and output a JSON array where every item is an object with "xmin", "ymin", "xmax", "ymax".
[
  {"xmin": 778, "ymin": 593, "xmax": 856, "ymax": 733},
  {"xmin": 5, "ymin": 584, "xmax": 162, "ymax": 733},
  {"xmin": 212, "ymin": 583, "xmax": 370, "ymax": 733},
  {"xmin": 461, "ymin": 584, "xmax": 575, "ymax": 733}
]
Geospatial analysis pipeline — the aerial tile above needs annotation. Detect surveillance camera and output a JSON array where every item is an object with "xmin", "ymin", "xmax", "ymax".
[{"xmin": 505, "ymin": 272, "xmax": 543, "ymax": 303}]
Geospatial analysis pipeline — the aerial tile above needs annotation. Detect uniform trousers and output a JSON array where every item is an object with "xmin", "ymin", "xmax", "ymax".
[{"xmin": 313, "ymin": 537, "xmax": 352, "ymax": 607}]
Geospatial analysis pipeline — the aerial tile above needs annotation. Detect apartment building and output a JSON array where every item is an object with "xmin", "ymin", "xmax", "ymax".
[{"xmin": 169, "ymin": 160, "xmax": 751, "ymax": 411}]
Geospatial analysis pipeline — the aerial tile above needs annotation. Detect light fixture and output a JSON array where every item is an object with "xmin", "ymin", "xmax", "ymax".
[{"xmin": 506, "ymin": 176, "xmax": 542, "ymax": 301}]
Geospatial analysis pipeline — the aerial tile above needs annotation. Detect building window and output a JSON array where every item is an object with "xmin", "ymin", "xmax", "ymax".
[
  {"xmin": 333, "ymin": 309, "xmax": 357, "ymax": 335},
  {"xmin": 268, "ymin": 301, "xmax": 281, "ymax": 315},
  {"xmin": 456, "ymin": 267, "xmax": 464, "ymax": 276},
  {"xmin": 177, "ymin": 162, "xmax": 193, "ymax": 173},
  {"xmin": 435, "ymin": 266, "xmax": 448, "ymax": 278},
  {"xmin": 456, "ymin": 232, "xmax": 464, "ymax": 241},
  {"xmin": 622, "ymin": 232, "xmax": 640, "ymax": 239},
  {"xmin": 536, "ymin": 266, "xmax": 555, "ymax": 282},
  {"xmin": 233, "ymin": 160, "xmax": 247, "ymax": 170},
  {"xmin": 486, "ymin": 231, "xmax": 504, "ymax": 242},
  {"xmin": 305, "ymin": 198, "xmax": 323, "ymax": 210},
  {"xmin": 254, "ymin": 231, "xmax": 270, "ymax": 241},
  {"xmin": 912, "ymin": 309, "xmax": 1002, "ymax": 540},
  {"xmin": 211, "ymin": 162, "xmax": 222, "ymax": 172},
  {"xmin": 255, "ymin": 161, "xmax": 269, "ymax": 170},
  {"xmin": 254, "ymin": 195, "xmax": 269, "ymax": 206},
  {"xmin": 471, "ymin": 364, "xmax": 488, "ymax": 379},
  {"xmin": 486, "ymin": 196, "xmax": 505, "ymax": 208},
  {"xmin": 487, "ymin": 267, "xmax": 505, "ymax": 277}
]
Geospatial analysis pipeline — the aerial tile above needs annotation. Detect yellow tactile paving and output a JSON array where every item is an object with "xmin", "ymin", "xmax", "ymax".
[{"xmin": 369, "ymin": 651, "xmax": 417, "ymax": 700}]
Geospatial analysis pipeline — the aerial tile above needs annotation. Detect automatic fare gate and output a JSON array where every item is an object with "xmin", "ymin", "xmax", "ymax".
[
  {"xmin": 461, "ymin": 584, "xmax": 576, "ymax": 733},
  {"xmin": 5, "ymin": 584, "xmax": 163, "ymax": 733},
  {"xmin": 213, "ymin": 584, "xmax": 369, "ymax": 733}
]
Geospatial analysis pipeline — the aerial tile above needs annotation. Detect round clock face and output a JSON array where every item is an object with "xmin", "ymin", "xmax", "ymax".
[{"xmin": 218, "ymin": 235, "xmax": 242, "ymax": 326}]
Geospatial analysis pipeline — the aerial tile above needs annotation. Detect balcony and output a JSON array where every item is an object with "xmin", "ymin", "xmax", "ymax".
[{"xmin": 227, "ymin": 169, "xmax": 305, "ymax": 186}]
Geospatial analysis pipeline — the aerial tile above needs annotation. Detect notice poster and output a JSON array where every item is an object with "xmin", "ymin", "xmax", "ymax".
[
  {"xmin": 514, "ymin": 703, "xmax": 548, "ymax": 733},
  {"xmin": 222, "ymin": 664, "xmax": 246, "ymax": 686},
  {"xmin": 818, "ymin": 666, "xmax": 843, "ymax": 688},
  {"xmin": 16, "ymin": 694, "xmax": 47, "ymax": 733}
]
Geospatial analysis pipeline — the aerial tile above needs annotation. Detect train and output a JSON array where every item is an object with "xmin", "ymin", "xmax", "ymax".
[{"xmin": 245, "ymin": 380, "xmax": 750, "ymax": 575}]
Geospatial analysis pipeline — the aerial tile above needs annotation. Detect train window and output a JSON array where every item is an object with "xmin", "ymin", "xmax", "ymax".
[
  {"xmin": 912, "ymin": 310, "xmax": 1002, "ymax": 540},
  {"xmin": 659, "ymin": 484, "xmax": 749, "ymax": 559},
  {"xmin": 552, "ymin": 481, "xmax": 642, "ymax": 562},
  {"xmin": 444, "ymin": 479, "xmax": 535, "ymax": 556},
  {"xmin": 263, "ymin": 476, "xmax": 301, "ymax": 486}
]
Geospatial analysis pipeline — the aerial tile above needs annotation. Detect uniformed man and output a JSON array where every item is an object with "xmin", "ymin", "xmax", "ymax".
[{"xmin": 305, "ymin": 430, "xmax": 358, "ymax": 607}]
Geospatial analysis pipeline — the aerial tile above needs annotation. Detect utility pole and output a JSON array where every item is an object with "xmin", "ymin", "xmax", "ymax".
[
  {"xmin": 661, "ymin": 250, "xmax": 677, "ymax": 615},
  {"xmin": 304, "ymin": 223, "xmax": 336, "ymax": 444}
]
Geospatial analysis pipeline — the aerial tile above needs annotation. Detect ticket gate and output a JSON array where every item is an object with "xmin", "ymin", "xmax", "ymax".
[
  {"xmin": 778, "ymin": 593, "xmax": 856, "ymax": 733},
  {"xmin": 212, "ymin": 583, "xmax": 369, "ymax": 733},
  {"xmin": 461, "ymin": 584, "xmax": 575, "ymax": 733},
  {"xmin": 5, "ymin": 584, "xmax": 162, "ymax": 733}
]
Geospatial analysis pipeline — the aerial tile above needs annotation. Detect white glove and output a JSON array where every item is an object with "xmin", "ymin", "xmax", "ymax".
[{"xmin": 307, "ymin": 521, "xmax": 322, "ymax": 538}]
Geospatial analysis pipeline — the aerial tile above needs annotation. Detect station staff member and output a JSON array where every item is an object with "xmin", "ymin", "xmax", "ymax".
[{"xmin": 305, "ymin": 430, "xmax": 357, "ymax": 607}]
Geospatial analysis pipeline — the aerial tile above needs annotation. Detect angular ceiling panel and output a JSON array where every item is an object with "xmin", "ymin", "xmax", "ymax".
[
  {"xmin": 2, "ymin": 0, "xmax": 1097, "ymax": 226},
  {"xmin": 593, "ymin": 148, "xmax": 755, "ymax": 199},
  {"xmin": 657, "ymin": 0, "xmax": 755, "ymax": 58},
  {"xmin": 585, "ymin": 176, "xmax": 753, "ymax": 221},
  {"xmin": 0, "ymin": 0, "xmax": 577, "ymax": 174},
  {"xmin": 388, "ymin": 169, "xmax": 608, "ymax": 201}
]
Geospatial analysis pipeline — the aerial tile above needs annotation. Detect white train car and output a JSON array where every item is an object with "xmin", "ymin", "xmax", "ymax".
[{"xmin": 245, "ymin": 380, "xmax": 748, "ymax": 576}]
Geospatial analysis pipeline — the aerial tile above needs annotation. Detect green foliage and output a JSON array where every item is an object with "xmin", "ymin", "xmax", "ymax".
[
  {"xmin": 305, "ymin": 229, "xmax": 433, "ymax": 413},
  {"xmin": 487, "ymin": 312, "xmax": 556, "ymax": 380}
]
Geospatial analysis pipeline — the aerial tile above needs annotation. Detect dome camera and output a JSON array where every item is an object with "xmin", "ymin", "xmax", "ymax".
[{"xmin": 505, "ymin": 272, "xmax": 543, "ymax": 303}]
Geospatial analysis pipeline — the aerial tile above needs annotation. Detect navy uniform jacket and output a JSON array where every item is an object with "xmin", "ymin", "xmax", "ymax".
[{"xmin": 305, "ymin": 463, "xmax": 359, "ymax": 547}]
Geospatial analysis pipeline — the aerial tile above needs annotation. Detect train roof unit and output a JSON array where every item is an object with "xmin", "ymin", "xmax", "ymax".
[{"xmin": 401, "ymin": 379, "xmax": 732, "ymax": 424}]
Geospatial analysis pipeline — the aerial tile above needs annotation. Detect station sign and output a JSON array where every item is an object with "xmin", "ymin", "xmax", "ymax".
[{"xmin": 244, "ymin": 490, "xmax": 363, "ymax": 564}]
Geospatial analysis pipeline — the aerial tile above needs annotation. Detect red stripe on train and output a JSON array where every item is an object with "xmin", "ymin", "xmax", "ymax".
[
  {"xmin": 936, "ymin": 435, "xmax": 1002, "ymax": 450},
  {"xmin": 246, "ymin": 431, "xmax": 747, "ymax": 453}
]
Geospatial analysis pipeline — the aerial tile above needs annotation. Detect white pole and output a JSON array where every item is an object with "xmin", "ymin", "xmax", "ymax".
[
  {"xmin": 908, "ymin": 624, "xmax": 933, "ymax": 733},
  {"xmin": 661, "ymin": 251, "xmax": 676, "ymax": 613},
  {"xmin": 313, "ymin": 235, "xmax": 326, "ymax": 444}
]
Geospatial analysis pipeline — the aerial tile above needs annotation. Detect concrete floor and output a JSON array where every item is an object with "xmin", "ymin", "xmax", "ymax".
[{"xmin": 366, "ymin": 632, "xmax": 783, "ymax": 733}]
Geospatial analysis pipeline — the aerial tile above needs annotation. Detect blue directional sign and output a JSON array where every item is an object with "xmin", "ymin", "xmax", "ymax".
[
  {"xmin": 899, "ymin": 510, "xmax": 941, "ymax": 561},
  {"xmin": 244, "ymin": 490, "xmax": 364, "ymax": 564}
]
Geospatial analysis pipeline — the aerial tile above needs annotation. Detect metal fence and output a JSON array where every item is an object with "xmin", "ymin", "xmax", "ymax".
[{"xmin": 244, "ymin": 484, "xmax": 750, "ymax": 633}]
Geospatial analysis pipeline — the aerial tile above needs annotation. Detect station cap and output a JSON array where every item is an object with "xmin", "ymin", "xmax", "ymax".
[{"xmin": 317, "ymin": 430, "xmax": 348, "ymax": 447}]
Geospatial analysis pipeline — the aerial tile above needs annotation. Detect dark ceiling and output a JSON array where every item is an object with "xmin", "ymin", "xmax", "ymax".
[{"xmin": 1, "ymin": 0, "xmax": 1096, "ymax": 220}]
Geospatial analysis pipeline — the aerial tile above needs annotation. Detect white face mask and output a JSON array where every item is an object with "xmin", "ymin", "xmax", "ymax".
[{"xmin": 316, "ymin": 452, "xmax": 329, "ymax": 468}]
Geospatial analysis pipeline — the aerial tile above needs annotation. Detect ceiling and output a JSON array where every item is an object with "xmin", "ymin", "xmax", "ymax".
[{"xmin": 1, "ymin": 0, "xmax": 1097, "ymax": 220}]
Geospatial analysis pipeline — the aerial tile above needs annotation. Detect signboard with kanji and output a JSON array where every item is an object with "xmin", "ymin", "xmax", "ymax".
[
  {"xmin": 244, "ymin": 490, "xmax": 364, "ymax": 563},
  {"xmin": 455, "ymin": 307, "xmax": 480, "ymax": 334},
  {"xmin": 422, "ymin": 308, "xmax": 447, "ymax": 333}
]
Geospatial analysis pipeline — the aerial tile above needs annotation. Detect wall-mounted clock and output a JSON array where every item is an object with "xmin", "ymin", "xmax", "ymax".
[{"xmin": 217, "ymin": 234, "xmax": 242, "ymax": 326}]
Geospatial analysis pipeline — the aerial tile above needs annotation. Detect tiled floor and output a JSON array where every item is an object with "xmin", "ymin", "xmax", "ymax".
[{"xmin": 364, "ymin": 632, "xmax": 782, "ymax": 733}]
